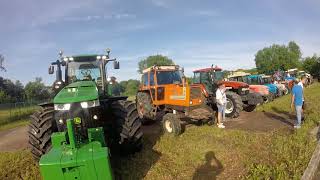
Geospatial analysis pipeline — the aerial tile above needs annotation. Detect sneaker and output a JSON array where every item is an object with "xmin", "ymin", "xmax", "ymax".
[
  {"xmin": 294, "ymin": 125, "xmax": 301, "ymax": 129},
  {"xmin": 218, "ymin": 124, "xmax": 225, "ymax": 129}
]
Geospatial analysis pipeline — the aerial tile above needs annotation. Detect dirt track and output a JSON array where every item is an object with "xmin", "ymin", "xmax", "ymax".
[
  {"xmin": 0, "ymin": 111, "xmax": 296, "ymax": 152},
  {"xmin": 0, "ymin": 126, "xmax": 28, "ymax": 151}
]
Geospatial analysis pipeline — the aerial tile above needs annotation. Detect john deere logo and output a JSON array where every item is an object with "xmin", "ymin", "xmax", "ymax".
[{"xmin": 74, "ymin": 117, "xmax": 81, "ymax": 124}]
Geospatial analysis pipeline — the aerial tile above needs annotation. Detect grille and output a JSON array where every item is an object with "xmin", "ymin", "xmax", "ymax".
[{"xmin": 190, "ymin": 87, "xmax": 202, "ymax": 99}]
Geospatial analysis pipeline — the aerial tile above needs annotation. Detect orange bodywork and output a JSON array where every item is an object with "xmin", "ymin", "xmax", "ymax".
[{"xmin": 139, "ymin": 66, "xmax": 204, "ymax": 108}]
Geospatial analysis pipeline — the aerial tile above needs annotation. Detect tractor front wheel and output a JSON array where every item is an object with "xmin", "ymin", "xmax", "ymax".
[
  {"xmin": 225, "ymin": 92, "xmax": 243, "ymax": 118},
  {"xmin": 162, "ymin": 113, "xmax": 182, "ymax": 136},
  {"xmin": 28, "ymin": 105, "xmax": 57, "ymax": 161},
  {"xmin": 112, "ymin": 100, "xmax": 143, "ymax": 155}
]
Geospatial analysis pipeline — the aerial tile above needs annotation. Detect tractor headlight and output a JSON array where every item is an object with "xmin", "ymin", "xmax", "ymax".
[
  {"xmin": 80, "ymin": 100, "xmax": 100, "ymax": 108},
  {"xmin": 54, "ymin": 103, "xmax": 71, "ymax": 111}
]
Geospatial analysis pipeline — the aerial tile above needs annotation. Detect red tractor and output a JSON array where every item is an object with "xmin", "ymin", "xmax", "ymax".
[{"xmin": 193, "ymin": 66, "xmax": 263, "ymax": 118}]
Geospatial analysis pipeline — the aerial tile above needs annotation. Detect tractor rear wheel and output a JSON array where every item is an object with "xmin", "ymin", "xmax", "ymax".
[
  {"xmin": 28, "ymin": 105, "xmax": 57, "ymax": 161},
  {"xmin": 162, "ymin": 113, "xmax": 182, "ymax": 136},
  {"xmin": 111, "ymin": 100, "xmax": 143, "ymax": 154},
  {"xmin": 136, "ymin": 92, "xmax": 155, "ymax": 124},
  {"xmin": 225, "ymin": 91, "xmax": 243, "ymax": 118}
]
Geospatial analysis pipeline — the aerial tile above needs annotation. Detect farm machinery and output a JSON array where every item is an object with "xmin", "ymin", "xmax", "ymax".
[
  {"xmin": 227, "ymin": 72, "xmax": 271, "ymax": 103},
  {"xmin": 192, "ymin": 66, "xmax": 263, "ymax": 118},
  {"xmin": 28, "ymin": 50, "xmax": 143, "ymax": 180},
  {"xmin": 136, "ymin": 65, "xmax": 214, "ymax": 136}
]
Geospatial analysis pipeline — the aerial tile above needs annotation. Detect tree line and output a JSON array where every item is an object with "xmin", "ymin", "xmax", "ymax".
[
  {"xmin": 255, "ymin": 41, "xmax": 320, "ymax": 77},
  {"xmin": 0, "ymin": 77, "xmax": 50, "ymax": 103}
]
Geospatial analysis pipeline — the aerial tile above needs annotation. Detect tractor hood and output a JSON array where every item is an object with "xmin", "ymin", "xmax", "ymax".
[
  {"xmin": 222, "ymin": 81, "xmax": 249, "ymax": 88},
  {"xmin": 249, "ymin": 85, "xmax": 269, "ymax": 95},
  {"xmin": 264, "ymin": 84, "xmax": 278, "ymax": 94},
  {"xmin": 54, "ymin": 81, "xmax": 98, "ymax": 104}
]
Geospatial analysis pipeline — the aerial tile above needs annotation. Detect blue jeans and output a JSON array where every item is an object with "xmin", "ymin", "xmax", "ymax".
[
  {"xmin": 217, "ymin": 104, "xmax": 226, "ymax": 120},
  {"xmin": 295, "ymin": 105, "xmax": 302, "ymax": 126}
]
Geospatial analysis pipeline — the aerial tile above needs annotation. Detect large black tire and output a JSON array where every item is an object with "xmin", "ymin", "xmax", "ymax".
[
  {"xmin": 162, "ymin": 113, "xmax": 182, "ymax": 136},
  {"xmin": 225, "ymin": 91, "xmax": 243, "ymax": 118},
  {"xmin": 136, "ymin": 92, "xmax": 155, "ymax": 124},
  {"xmin": 28, "ymin": 106, "xmax": 57, "ymax": 161},
  {"xmin": 111, "ymin": 100, "xmax": 143, "ymax": 154},
  {"xmin": 243, "ymin": 105, "xmax": 256, "ymax": 112}
]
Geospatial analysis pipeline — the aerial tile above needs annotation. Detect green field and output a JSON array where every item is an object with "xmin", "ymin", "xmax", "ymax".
[
  {"xmin": 0, "ymin": 105, "xmax": 37, "ymax": 127},
  {"xmin": 0, "ymin": 83, "xmax": 319, "ymax": 179}
]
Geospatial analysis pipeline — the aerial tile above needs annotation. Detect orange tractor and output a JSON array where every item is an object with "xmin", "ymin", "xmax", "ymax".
[{"xmin": 136, "ymin": 65, "xmax": 214, "ymax": 136}]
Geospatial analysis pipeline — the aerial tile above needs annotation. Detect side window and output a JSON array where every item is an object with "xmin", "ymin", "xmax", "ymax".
[
  {"xmin": 193, "ymin": 73, "xmax": 200, "ymax": 83},
  {"xmin": 143, "ymin": 73, "xmax": 149, "ymax": 86},
  {"xmin": 150, "ymin": 71, "xmax": 155, "ymax": 86}
]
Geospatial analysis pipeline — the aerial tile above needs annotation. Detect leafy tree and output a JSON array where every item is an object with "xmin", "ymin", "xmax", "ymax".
[
  {"xmin": 138, "ymin": 55, "xmax": 174, "ymax": 73},
  {"xmin": 24, "ymin": 77, "xmax": 50, "ymax": 102},
  {"xmin": 0, "ymin": 77, "xmax": 25, "ymax": 103},
  {"xmin": 119, "ymin": 79, "xmax": 140, "ymax": 96},
  {"xmin": 255, "ymin": 41, "xmax": 302, "ymax": 74},
  {"xmin": 0, "ymin": 90, "xmax": 10, "ymax": 103},
  {"xmin": 302, "ymin": 55, "xmax": 320, "ymax": 77}
]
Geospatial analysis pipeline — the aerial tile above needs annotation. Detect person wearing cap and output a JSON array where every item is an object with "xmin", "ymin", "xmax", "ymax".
[
  {"xmin": 215, "ymin": 82, "xmax": 226, "ymax": 128},
  {"xmin": 291, "ymin": 80, "xmax": 304, "ymax": 129},
  {"xmin": 108, "ymin": 76, "xmax": 121, "ymax": 96}
]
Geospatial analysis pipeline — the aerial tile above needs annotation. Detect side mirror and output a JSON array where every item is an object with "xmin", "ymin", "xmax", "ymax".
[
  {"xmin": 114, "ymin": 61, "xmax": 120, "ymax": 69},
  {"xmin": 49, "ymin": 65, "xmax": 54, "ymax": 74}
]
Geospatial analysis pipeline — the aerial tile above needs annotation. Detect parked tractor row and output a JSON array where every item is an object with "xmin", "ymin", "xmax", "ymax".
[{"xmin": 28, "ymin": 50, "xmax": 312, "ymax": 180}]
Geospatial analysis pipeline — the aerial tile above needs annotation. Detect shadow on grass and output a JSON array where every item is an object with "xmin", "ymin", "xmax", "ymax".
[
  {"xmin": 262, "ymin": 106, "xmax": 295, "ymax": 127},
  {"xmin": 112, "ymin": 121, "xmax": 162, "ymax": 180},
  {"xmin": 192, "ymin": 151, "xmax": 223, "ymax": 180}
]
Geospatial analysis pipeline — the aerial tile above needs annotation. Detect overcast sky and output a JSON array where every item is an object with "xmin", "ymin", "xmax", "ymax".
[{"xmin": 0, "ymin": 0, "xmax": 319, "ymax": 85}]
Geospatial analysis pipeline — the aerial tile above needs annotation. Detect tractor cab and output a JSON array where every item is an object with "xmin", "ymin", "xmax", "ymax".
[
  {"xmin": 139, "ymin": 65, "xmax": 205, "ymax": 108},
  {"xmin": 49, "ymin": 50, "xmax": 119, "ymax": 97}
]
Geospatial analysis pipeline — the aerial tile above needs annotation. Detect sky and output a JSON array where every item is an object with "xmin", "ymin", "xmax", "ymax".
[{"xmin": 0, "ymin": 0, "xmax": 320, "ymax": 85}]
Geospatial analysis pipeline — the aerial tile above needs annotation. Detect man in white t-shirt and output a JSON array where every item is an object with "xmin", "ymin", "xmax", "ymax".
[{"xmin": 216, "ymin": 82, "xmax": 226, "ymax": 128}]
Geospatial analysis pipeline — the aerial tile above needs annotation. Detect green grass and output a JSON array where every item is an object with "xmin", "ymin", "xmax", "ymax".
[
  {"xmin": 0, "ymin": 119, "xmax": 29, "ymax": 131},
  {"xmin": 0, "ymin": 150, "xmax": 40, "ymax": 180},
  {"xmin": 0, "ymin": 83, "xmax": 319, "ymax": 179},
  {"xmin": 0, "ymin": 106, "xmax": 37, "ymax": 126}
]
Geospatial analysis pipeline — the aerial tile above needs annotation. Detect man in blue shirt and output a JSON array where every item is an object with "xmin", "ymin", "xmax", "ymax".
[{"xmin": 291, "ymin": 80, "xmax": 304, "ymax": 128}]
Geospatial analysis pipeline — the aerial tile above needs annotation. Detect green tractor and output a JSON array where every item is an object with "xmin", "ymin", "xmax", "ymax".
[{"xmin": 28, "ymin": 49, "xmax": 143, "ymax": 179}]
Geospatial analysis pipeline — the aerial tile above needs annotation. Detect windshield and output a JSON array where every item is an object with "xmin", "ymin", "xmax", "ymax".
[
  {"xmin": 250, "ymin": 76, "xmax": 261, "ymax": 85},
  {"xmin": 213, "ymin": 71, "xmax": 224, "ymax": 81},
  {"xmin": 67, "ymin": 61, "xmax": 102, "ymax": 84},
  {"xmin": 193, "ymin": 72, "xmax": 201, "ymax": 83},
  {"xmin": 156, "ymin": 70, "xmax": 182, "ymax": 85}
]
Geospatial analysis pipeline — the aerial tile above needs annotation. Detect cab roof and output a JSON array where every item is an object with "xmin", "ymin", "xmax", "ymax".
[
  {"xmin": 193, "ymin": 66, "xmax": 222, "ymax": 73},
  {"xmin": 142, "ymin": 65, "xmax": 179, "ymax": 73},
  {"xmin": 228, "ymin": 71, "xmax": 250, "ymax": 78}
]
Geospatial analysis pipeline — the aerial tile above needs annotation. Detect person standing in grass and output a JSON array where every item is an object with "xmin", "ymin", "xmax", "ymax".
[
  {"xmin": 291, "ymin": 80, "xmax": 304, "ymax": 129},
  {"xmin": 216, "ymin": 82, "xmax": 226, "ymax": 129}
]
